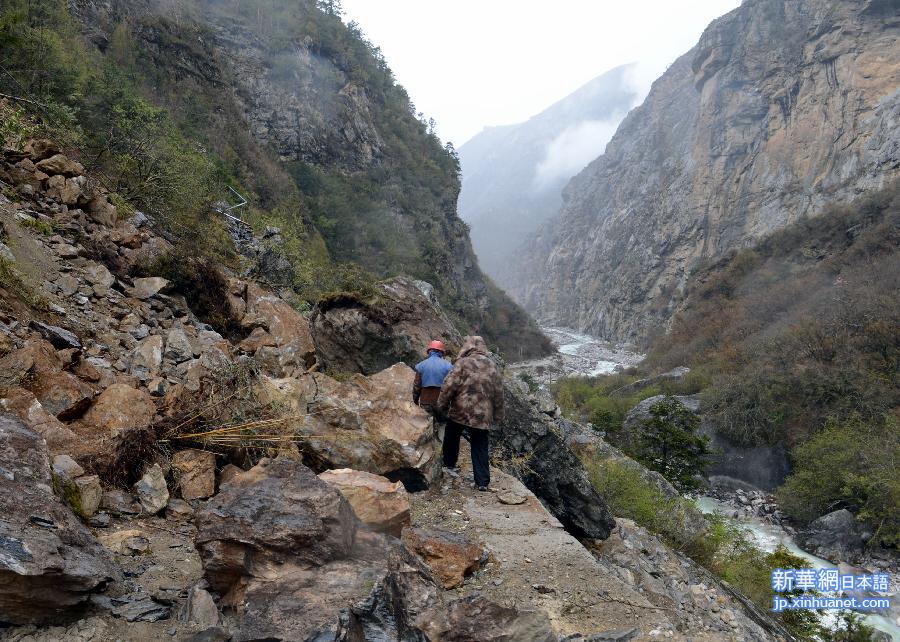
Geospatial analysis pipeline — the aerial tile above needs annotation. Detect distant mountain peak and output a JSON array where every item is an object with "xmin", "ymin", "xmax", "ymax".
[{"xmin": 457, "ymin": 64, "xmax": 639, "ymax": 285}]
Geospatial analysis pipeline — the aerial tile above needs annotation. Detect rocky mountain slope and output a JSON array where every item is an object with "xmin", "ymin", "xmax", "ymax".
[
  {"xmin": 0, "ymin": 136, "xmax": 790, "ymax": 640},
  {"xmin": 6, "ymin": 0, "xmax": 550, "ymax": 358},
  {"xmin": 512, "ymin": 0, "xmax": 900, "ymax": 342},
  {"xmin": 458, "ymin": 65, "xmax": 636, "ymax": 285}
]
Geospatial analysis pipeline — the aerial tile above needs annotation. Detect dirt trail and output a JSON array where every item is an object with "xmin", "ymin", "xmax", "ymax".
[{"xmin": 409, "ymin": 441, "xmax": 674, "ymax": 639}]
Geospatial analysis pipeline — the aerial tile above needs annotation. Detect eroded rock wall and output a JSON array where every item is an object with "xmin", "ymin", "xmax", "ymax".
[{"xmin": 515, "ymin": 0, "xmax": 900, "ymax": 341}]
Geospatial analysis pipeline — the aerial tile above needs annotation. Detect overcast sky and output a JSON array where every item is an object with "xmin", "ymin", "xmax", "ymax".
[{"xmin": 340, "ymin": 0, "xmax": 741, "ymax": 146}]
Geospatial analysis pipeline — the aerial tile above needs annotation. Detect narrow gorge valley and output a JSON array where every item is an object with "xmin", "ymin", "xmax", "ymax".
[{"xmin": 0, "ymin": 1, "xmax": 898, "ymax": 641}]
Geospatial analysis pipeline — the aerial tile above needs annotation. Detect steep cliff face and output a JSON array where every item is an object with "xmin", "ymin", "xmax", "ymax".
[
  {"xmin": 458, "ymin": 65, "xmax": 636, "ymax": 285},
  {"xmin": 65, "ymin": 0, "xmax": 551, "ymax": 358},
  {"xmin": 514, "ymin": 0, "xmax": 900, "ymax": 342}
]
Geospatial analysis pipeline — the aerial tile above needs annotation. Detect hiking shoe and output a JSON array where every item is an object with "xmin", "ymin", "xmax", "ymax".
[
  {"xmin": 443, "ymin": 467, "xmax": 460, "ymax": 479},
  {"xmin": 476, "ymin": 485, "xmax": 490, "ymax": 492}
]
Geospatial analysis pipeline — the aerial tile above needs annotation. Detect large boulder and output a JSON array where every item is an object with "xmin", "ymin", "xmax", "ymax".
[
  {"xmin": 194, "ymin": 458, "xmax": 357, "ymax": 594},
  {"xmin": 318, "ymin": 468, "xmax": 411, "ymax": 536},
  {"xmin": 230, "ymin": 279, "xmax": 316, "ymax": 376},
  {"xmin": 35, "ymin": 153, "xmax": 83, "ymax": 177},
  {"xmin": 300, "ymin": 364, "xmax": 441, "ymax": 490},
  {"xmin": 796, "ymin": 509, "xmax": 874, "ymax": 564},
  {"xmin": 310, "ymin": 276, "xmax": 463, "ymax": 375},
  {"xmin": 0, "ymin": 414, "xmax": 120, "ymax": 624},
  {"xmin": 72, "ymin": 384, "xmax": 157, "ymax": 484},
  {"xmin": 494, "ymin": 382, "xmax": 616, "ymax": 540},
  {"xmin": 193, "ymin": 457, "xmax": 382, "ymax": 640}
]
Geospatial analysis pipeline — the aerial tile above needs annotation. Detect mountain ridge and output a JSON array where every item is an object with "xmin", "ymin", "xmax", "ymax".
[
  {"xmin": 458, "ymin": 64, "xmax": 637, "ymax": 285},
  {"xmin": 510, "ymin": 0, "xmax": 900, "ymax": 342}
]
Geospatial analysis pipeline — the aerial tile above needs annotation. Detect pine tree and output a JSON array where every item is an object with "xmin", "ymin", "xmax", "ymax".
[{"xmin": 636, "ymin": 396, "xmax": 711, "ymax": 492}]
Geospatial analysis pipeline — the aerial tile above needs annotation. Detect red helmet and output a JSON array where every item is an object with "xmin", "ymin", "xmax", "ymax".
[{"xmin": 427, "ymin": 340, "xmax": 445, "ymax": 354}]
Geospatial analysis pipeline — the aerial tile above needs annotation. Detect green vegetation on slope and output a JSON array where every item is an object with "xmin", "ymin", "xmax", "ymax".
[
  {"xmin": 557, "ymin": 183, "xmax": 900, "ymax": 544},
  {"xmin": 0, "ymin": 0, "xmax": 551, "ymax": 359},
  {"xmin": 582, "ymin": 455, "xmax": 829, "ymax": 640}
]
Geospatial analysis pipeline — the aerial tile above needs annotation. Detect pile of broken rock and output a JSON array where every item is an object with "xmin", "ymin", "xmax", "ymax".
[
  {"xmin": 0, "ymin": 138, "xmax": 563, "ymax": 641},
  {"xmin": 0, "ymin": 138, "xmax": 790, "ymax": 641}
]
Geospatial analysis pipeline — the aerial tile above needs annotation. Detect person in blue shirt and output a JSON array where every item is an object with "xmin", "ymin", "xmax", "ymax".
[{"xmin": 412, "ymin": 340, "xmax": 453, "ymax": 413}]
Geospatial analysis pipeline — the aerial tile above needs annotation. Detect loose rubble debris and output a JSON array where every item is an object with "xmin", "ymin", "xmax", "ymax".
[{"xmin": 0, "ymin": 137, "xmax": 796, "ymax": 639}]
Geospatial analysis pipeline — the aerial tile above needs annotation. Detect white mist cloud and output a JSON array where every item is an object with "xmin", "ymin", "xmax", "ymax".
[
  {"xmin": 533, "ymin": 117, "xmax": 623, "ymax": 189},
  {"xmin": 532, "ymin": 60, "xmax": 674, "ymax": 191}
]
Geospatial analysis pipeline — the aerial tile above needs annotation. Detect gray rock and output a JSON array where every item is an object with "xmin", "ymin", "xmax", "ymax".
[
  {"xmin": 796, "ymin": 509, "xmax": 874, "ymax": 564},
  {"xmin": 101, "ymin": 489, "xmax": 140, "ymax": 515},
  {"xmin": 131, "ymin": 277, "xmax": 169, "ymax": 300},
  {"xmin": 179, "ymin": 585, "xmax": 220, "ymax": 627},
  {"xmin": 29, "ymin": 320, "xmax": 82, "ymax": 350},
  {"xmin": 0, "ymin": 414, "xmax": 120, "ymax": 624},
  {"xmin": 130, "ymin": 334, "xmax": 164, "ymax": 380},
  {"xmin": 109, "ymin": 592, "xmax": 170, "ymax": 622},
  {"xmin": 494, "ymin": 383, "xmax": 616, "ymax": 540},
  {"xmin": 52, "ymin": 454, "xmax": 85, "ymax": 479},
  {"xmin": 133, "ymin": 463, "xmax": 170, "ymax": 515},
  {"xmin": 83, "ymin": 264, "xmax": 115, "ymax": 289},
  {"xmin": 164, "ymin": 327, "xmax": 194, "ymax": 363},
  {"xmin": 0, "ymin": 241, "xmax": 14, "ymax": 262},
  {"xmin": 55, "ymin": 274, "xmax": 80, "ymax": 297}
]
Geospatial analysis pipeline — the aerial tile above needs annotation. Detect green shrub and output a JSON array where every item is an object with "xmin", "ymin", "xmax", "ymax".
[
  {"xmin": 777, "ymin": 414, "xmax": 900, "ymax": 545},
  {"xmin": 583, "ymin": 456, "xmax": 701, "ymax": 548},
  {"xmin": 633, "ymin": 396, "xmax": 710, "ymax": 492},
  {"xmin": 584, "ymin": 454, "xmax": 824, "ymax": 639}
]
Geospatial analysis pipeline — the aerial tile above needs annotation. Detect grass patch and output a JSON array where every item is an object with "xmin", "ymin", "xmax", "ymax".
[
  {"xmin": 18, "ymin": 216, "xmax": 55, "ymax": 236},
  {"xmin": 0, "ymin": 257, "xmax": 47, "ymax": 309},
  {"xmin": 584, "ymin": 456, "xmax": 703, "ymax": 548}
]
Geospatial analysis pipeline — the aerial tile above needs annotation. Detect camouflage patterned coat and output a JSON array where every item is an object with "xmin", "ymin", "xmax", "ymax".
[{"xmin": 437, "ymin": 336, "xmax": 504, "ymax": 431}]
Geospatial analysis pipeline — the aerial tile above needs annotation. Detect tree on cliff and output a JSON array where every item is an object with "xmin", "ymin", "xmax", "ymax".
[{"xmin": 636, "ymin": 396, "xmax": 710, "ymax": 492}]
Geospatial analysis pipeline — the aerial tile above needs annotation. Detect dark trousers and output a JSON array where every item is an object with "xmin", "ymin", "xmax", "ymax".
[{"xmin": 443, "ymin": 420, "xmax": 490, "ymax": 487}]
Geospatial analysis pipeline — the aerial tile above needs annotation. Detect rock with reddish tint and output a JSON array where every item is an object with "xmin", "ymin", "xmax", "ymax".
[
  {"xmin": 231, "ymin": 279, "xmax": 316, "ymax": 376},
  {"xmin": 301, "ymin": 364, "xmax": 440, "ymax": 490},
  {"xmin": 30, "ymin": 370, "xmax": 93, "ymax": 420},
  {"xmin": 35, "ymin": 153, "xmax": 83, "ymax": 177},
  {"xmin": 218, "ymin": 463, "xmax": 244, "ymax": 487},
  {"xmin": 401, "ymin": 526, "xmax": 484, "ymax": 589},
  {"xmin": 0, "ymin": 414, "xmax": 119, "ymax": 624},
  {"xmin": 80, "ymin": 383, "xmax": 155, "ymax": 437},
  {"xmin": 86, "ymin": 195, "xmax": 117, "ymax": 227},
  {"xmin": 173, "ymin": 449, "xmax": 216, "ymax": 500},
  {"xmin": 70, "ymin": 381, "xmax": 157, "ymax": 483},
  {"xmin": 319, "ymin": 468, "xmax": 411, "ymax": 537},
  {"xmin": 24, "ymin": 139, "xmax": 60, "ymax": 161}
]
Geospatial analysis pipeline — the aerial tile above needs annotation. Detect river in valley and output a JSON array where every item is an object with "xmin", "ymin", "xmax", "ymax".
[
  {"xmin": 514, "ymin": 328, "xmax": 900, "ymax": 640},
  {"xmin": 697, "ymin": 497, "xmax": 900, "ymax": 640},
  {"xmin": 507, "ymin": 326, "xmax": 644, "ymax": 383}
]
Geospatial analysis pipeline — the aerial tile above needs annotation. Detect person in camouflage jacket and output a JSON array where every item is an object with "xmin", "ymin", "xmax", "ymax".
[{"xmin": 437, "ymin": 335, "xmax": 504, "ymax": 490}]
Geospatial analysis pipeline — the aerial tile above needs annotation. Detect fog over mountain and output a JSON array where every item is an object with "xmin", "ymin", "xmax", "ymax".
[{"xmin": 457, "ymin": 64, "xmax": 639, "ymax": 284}]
